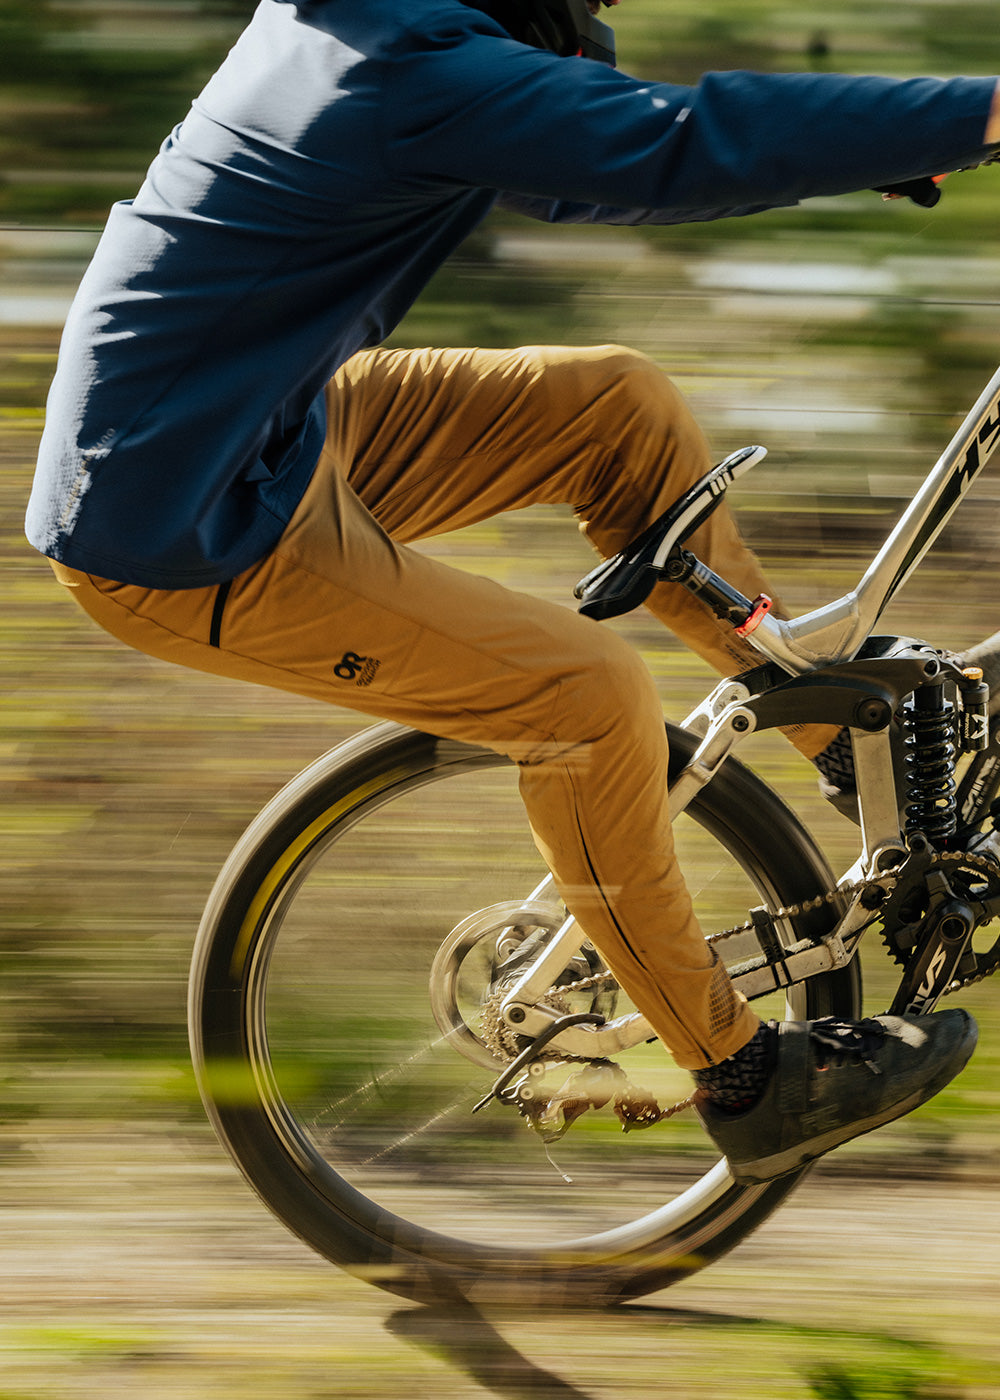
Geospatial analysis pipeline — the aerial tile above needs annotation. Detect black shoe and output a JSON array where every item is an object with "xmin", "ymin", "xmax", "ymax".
[
  {"xmin": 813, "ymin": 728, "xmax": 861, "ymax": 823},
  {"xmin": 695, "ymin": 1010, "xmax": 977, "ymax": 1184}
]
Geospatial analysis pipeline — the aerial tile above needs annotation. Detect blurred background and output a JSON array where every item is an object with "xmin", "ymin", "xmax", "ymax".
[{"xmin": 5, "ymin": 2, "xmax": 1000, "ymax": 1396}]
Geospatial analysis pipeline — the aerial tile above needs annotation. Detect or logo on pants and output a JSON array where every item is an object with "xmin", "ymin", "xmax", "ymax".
[{"xmin": 334, "ymin": 651, "xmax": 381, "ymax": 687}]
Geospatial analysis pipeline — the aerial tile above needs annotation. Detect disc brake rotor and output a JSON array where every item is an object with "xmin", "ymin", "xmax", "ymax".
[{"xmin": 428, "ymin": 900, "xmax": 618, "ymax": 1070}]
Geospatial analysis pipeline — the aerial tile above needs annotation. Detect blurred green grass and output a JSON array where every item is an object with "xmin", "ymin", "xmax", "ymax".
[
  {"xmin": 5, "ymin": 16, "xmax": 1000, "ymax": 1394},
  {"xmin": 4, "ymin": 0, "xmax": 1000, "ymax": 1176},
  {"xmin": 6, "ymin": 316, "xmax": 1000, "ymax": 1172}
]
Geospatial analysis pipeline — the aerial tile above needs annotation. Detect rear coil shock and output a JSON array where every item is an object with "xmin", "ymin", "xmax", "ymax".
[{"xmin": 903, "ymin": 684, "xmax": 957, "ymax": 843}]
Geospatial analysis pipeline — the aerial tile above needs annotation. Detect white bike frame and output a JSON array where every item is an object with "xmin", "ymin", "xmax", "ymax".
[
  {"xmin": 748, "ymin": 362, "xmax": 1000, "ymax": 674},
  {"xmin": 491, "ymin": 362, "xmax": 1000, "ymax": 1059}
]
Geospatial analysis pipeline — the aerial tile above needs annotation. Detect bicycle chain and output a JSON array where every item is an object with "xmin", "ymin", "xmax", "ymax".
[
  {"xmin": 548, "ymin": 847, "xmax": 1000, "ymax": 1000},
  {"xmin": 919, "ymin": 849, "xmax": 1000, "ymax": 991},
  {"xmin": 479, "ymin": 846, "xmax": 1000, "ymax": 1132},
  {"xmin": 873, "ymin": 848, "xmax": 1000, "ymax": 991},
  {"xmin": 480, "ymin": 986, "xmax": 572, "ymax": 1060}
]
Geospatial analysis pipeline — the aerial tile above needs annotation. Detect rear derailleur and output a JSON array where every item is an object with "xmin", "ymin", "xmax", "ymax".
[{"xmin": 476, "ymin": 1052, "xmax": 672, "ymax": 1144}]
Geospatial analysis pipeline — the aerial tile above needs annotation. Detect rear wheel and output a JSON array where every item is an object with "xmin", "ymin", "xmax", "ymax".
[{"xmin": 189, "ymin": 720, "xmax": 860, "ymax": 1305}]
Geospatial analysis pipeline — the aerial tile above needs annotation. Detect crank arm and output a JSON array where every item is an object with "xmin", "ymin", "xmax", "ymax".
[{"xmin": 888, "ymin": 894, "xmax": 977, "ymax": 1015}]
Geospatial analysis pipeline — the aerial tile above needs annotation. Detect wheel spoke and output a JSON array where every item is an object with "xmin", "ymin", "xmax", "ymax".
[{"xmin": 191, "ymin": 723, "xmax": 859, "ymax": 1302}]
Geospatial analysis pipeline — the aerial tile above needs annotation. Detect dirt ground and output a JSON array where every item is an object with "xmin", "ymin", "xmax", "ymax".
[{"xmin": 3, "ymin": 1117, "xmax": 1000, "ymax": 1400}]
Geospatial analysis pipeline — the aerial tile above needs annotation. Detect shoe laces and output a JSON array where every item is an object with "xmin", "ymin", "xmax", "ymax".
[{"xmin": 809, "ymin": 1017, "xmax": 886, "ymax": 1075}]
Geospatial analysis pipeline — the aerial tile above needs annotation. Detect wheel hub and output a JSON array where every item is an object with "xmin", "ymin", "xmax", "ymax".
[{"xmin": 428, "ymin": 900, "xmax": 618, "ymax": 1070}]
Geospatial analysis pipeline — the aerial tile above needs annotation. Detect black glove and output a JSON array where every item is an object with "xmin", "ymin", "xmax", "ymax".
[{"xmin": 874, "ymin": 175, "xmax": 943, "ymax": 208}]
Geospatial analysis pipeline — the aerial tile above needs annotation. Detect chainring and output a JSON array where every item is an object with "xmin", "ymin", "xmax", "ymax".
[{"xmin": 877, "ymin": 845, "xmax": 1000, "ymax": 982}]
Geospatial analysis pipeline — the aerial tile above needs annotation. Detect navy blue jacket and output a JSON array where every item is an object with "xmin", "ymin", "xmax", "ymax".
[{"xmin": 26, "ymin": 0, "xmax": 998, "ymax": 587}]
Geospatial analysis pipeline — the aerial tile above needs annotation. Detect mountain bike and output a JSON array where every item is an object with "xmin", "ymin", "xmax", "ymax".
[{"xmin": 188, "ymin": 361, "xmax": 1000, "ymax": 1308}]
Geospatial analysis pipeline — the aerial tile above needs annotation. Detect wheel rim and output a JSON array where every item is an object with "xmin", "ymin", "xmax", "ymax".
[{"xmin": 199, "ymin": 731, "xmax": 851, "ymax": 1283}]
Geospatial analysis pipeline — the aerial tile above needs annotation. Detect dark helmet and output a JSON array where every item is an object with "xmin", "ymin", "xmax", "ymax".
[{"xmin": 470, "ymin": 0, "xmax": 617, "ymax": 65}]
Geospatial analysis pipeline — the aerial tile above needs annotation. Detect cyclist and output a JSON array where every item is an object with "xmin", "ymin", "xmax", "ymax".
[{"xmin": 26, "ymin": 0, "xmax": 996, "ymax": 1182}]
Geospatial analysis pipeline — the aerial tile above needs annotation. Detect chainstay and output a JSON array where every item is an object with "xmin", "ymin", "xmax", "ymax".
[
  {"xmin": 547, "ymin": 848, "xmax": 1000, "ymax": 1002},
  {"xmin": 493, "ymin": 846, "xmax": 1000, "ymax": 1130},
  {"xmin": 629, "ymin": 842, "xmax": 1000, "ymax": 1116},
  {"xmin": 546, "ymin": 880, "xmax": 871, "ymax": 1003}
]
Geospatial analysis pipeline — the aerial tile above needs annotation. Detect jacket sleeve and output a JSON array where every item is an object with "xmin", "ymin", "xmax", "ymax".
[
  {"xmin": 495, "ymin": 191, "xmax": 791, "ymax": 224},
  {"xmin": 385, "ymin": 23, "xmax": 997, "ymax": 217}
]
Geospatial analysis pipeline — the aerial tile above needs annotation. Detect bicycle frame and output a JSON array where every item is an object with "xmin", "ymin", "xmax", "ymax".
[
  {"xmin": 489, "ymin": 361, "xmax": 1000, "ymax": 1063},
  {"xmin": 745, "ymin": 361, "xmax": 1000, "ymax": 674}
]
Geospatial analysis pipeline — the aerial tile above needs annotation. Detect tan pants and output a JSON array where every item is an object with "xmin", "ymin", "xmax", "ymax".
[{"xmin": 52, "ymin": 344, "xmax": 832, "ymax": 1069}]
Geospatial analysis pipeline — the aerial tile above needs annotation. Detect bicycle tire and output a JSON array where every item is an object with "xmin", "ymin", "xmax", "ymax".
[{"xmin": 189, "ymin": 720, "xmax": 860, "ymax": 1307}]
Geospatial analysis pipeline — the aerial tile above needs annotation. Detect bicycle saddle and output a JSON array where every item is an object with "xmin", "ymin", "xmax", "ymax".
[{"xmin": 574, "ymin": 444, "xmax": 767, "ymax": 620}]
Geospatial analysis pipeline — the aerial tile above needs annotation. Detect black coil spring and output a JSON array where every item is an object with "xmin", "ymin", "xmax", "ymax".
[{"xmin": 903, "ymin": 686, "xmax": 957, "ymax": 842}]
